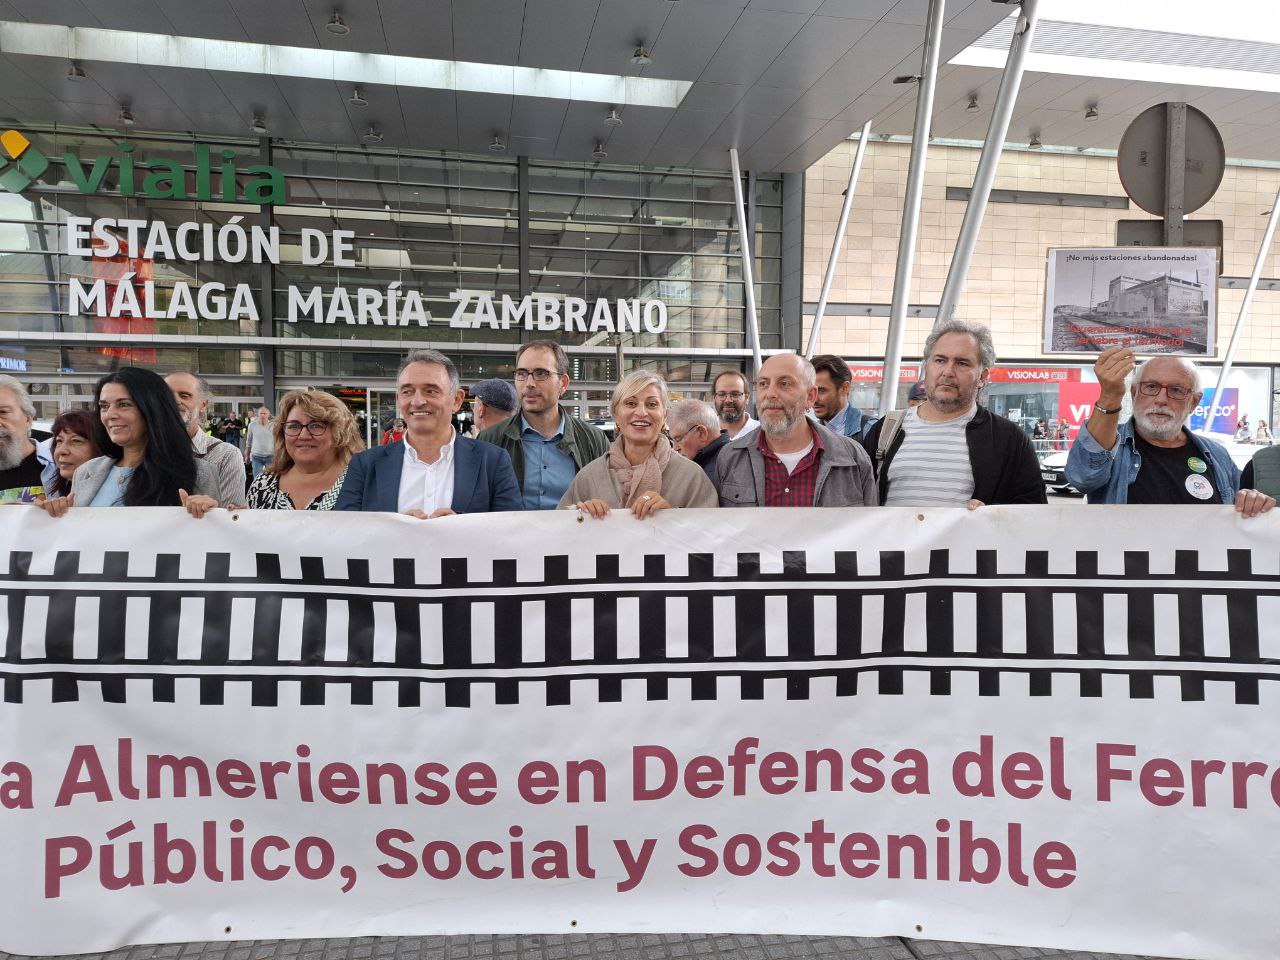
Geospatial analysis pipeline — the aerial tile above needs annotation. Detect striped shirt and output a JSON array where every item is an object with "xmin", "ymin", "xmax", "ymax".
[{"xmin": 884, "ymin": 406, "xmax": 977, "ymax": 506}]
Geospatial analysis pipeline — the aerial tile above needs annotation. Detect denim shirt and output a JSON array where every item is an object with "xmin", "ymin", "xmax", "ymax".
[
  {"xmin": 1065, "ymin": 420, "xmax": 1240, "ymax": 505},
  {"xmin": 519, "ymin": 413, "xmax": 575, "ymax": 510},
  {"xmin": 825, "ymin": 402, "xmax": 864, "ymax": 439}
]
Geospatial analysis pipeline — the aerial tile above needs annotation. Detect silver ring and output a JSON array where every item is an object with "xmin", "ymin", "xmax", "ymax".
[{"xmin": 642, "ymin": 495, "xmax": 652, "ymax": 501}]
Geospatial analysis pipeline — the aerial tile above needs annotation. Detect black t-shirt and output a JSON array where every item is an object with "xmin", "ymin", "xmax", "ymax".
[
  {"xmin": 0, "ymin": 448, "xmax": 45, "ymax": 503},
  {"xmin": 1127, "ymin": 430, "xmax": 1219, "ymax": 505}
]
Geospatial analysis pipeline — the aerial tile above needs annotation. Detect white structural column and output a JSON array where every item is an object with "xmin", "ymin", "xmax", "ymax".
[
  {"xmin": 1212, "ymin": 187, "xmax": 1280, "ymax": 407},
  {"xmin": 934, "ymin": 0, "xmax": 1040, "ymax": 331},
  {"xmin": 805, "ymin": 121, "xmax": 872, "ymax": 359},
  {"xmin": 729, "ymin": 147, "xmax": 763, "ymax": 381},
  {"xmin": 878, "ymin": 0, "xmax": 946, "ymax": 416}
]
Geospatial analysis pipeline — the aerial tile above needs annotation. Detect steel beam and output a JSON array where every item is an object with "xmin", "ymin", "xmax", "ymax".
[
  {"xmin": 1212, "ymin": 187, "xmax": 1280, "ymax": 416},
  {"xmin": 729, "ymin": 147, "xmax": 763, "ymax": 381},
  {"xmin": 934, "ymin": 0, "xmax": 1039, "ymax": 330},
  {"xmin": 878, "ymin": 0, "xmax": 945, "ymax": 416},
  {"xmin": 805, "ymin": 121, "xmax": 871, "ymax": 359}
]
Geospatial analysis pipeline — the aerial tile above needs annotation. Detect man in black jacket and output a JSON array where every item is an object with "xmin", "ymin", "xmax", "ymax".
[
  {"xmin": 667, "ymin": 398, "xmax": 730, "ymax": 484},
  {"xmin": 860, "ymin": 320, "xmax": 1045, "ymax": 507}
]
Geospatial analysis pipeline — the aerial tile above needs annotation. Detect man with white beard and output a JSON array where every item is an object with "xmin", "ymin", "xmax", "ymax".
[
  {"xmin": 713, "ymin": 352, "xmax": 876, "ymax": 508},
  {"xmin": 1066, "ymin": 347, "xmax": 1274, "ymax": 517},
  {"xmin": 0, "ymin": 375, "xmax": 46, "ymax": 503}
]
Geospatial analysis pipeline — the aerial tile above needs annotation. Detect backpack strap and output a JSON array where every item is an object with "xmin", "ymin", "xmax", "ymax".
[{"xmin": 875, "ymin": 408, "xmax": 908, "ymax": 462}]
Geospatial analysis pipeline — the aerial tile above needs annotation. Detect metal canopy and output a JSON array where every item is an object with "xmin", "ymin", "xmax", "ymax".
[
  {"xmin": 879, "ymin": 15, "xmax": 1280, "ymax": 163},
  {"xmin": 0, "ymin": 0, "xmax": 1008, "ymax": 170}
]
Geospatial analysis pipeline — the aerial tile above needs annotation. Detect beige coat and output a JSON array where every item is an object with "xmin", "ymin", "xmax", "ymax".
[{"xmin": 558, "ymin": 451, "xmax": 718, "ymax": 509}]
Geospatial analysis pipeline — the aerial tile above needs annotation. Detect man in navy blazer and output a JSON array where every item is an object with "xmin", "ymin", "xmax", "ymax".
[{"xmin": 335, "ymin": 349, "xmax": 521, "ymax": 515}]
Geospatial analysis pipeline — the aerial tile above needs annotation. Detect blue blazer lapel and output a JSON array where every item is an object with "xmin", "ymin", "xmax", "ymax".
[
  {"xmin": 451, "ymin": 437, "xmax": 479, "ymax": 513},
  {"xmin": 375, "ymin": 443, "xmax": 405, "ymax": 512}
]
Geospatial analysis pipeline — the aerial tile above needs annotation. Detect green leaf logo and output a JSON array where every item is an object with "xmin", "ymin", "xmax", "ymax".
[{"xmin": 0, "ymin": 130, "xmax": 50, "ymax": 193}]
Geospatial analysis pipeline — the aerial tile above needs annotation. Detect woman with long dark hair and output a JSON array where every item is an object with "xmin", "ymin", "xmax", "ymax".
[
  {"xmin": 45, "ymin": 409, "xmax": 101, "ymax": 499},
  {"xmin": 39, "ymin": 368, "xmax": 221, "ymax": 517}
]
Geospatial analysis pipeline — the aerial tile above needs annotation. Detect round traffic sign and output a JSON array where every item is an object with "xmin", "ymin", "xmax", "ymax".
[{"xmin": 1117, "ymin": 103, "xmax": 1225, "ymax": 217}]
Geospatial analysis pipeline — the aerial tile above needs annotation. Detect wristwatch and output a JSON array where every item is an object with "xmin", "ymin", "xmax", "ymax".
[{"xmin": 1093, "ymin": 402, "xmax": 1121, "ymax": 415}]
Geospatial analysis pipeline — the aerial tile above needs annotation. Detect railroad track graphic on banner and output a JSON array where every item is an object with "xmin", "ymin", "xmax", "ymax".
[{"xmin": 1, "ymin": 536, "xmax": 1276, "ymax": 707}]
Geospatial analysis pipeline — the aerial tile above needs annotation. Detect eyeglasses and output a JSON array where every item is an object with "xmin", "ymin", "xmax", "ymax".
[
  {"xmin": 1137, "ymin": 380, "xmax": 1193, "ymax": 402},
  {"xmin": 714, "ymin": 390, "xmax": 746, "ymax": 400},
  {"xmin": 283, "ymin": 420, "xmax": 330, "ymax": 437},
  {"xmin": 514, "ymin": 368, "xmax": 558, "ymax": 382}
]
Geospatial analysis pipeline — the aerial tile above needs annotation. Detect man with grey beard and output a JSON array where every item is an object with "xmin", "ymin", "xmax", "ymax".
[
  {"xmin": 0, "ymin": 375, "xmax": 46, "ymax": 503},
  {"xmin": 713, "ymin": 352, "xmax": 875, "ymax": 508},
  {"xmin": 165, "ymin": 372, "xmax": 249, "ymax": 507},
  {"xmin": 1066, "ymin": 347, "xmax": 1274, "ymax": 517}
]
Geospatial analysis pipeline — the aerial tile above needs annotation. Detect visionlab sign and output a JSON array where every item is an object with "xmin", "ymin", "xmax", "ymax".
[{"xmin": 0, "ymin": 129, "xmax": 286, "ymax": 204}]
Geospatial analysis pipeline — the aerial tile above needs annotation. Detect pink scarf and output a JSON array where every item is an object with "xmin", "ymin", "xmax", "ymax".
[{"xmin": 607, "ymin": 434, "xmax": 671, "ymax": 507}]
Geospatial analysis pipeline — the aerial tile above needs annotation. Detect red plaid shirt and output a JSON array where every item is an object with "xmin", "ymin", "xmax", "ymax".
[{"xmin": 757, "ymin": 424, "xmax": 825, "ymax": 506}]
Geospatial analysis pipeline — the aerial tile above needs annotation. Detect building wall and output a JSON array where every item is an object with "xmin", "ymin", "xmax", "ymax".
[{"xmin": 803, "ymin": 139, "xmax": 1280, "ymax": 364}]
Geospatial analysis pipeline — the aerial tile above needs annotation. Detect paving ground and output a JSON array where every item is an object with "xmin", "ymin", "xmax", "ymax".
[{"xmin": 0, "ymin": 934, "xmax": 1167, "ymax": 960}]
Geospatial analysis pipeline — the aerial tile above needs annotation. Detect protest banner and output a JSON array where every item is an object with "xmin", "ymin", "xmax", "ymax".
[
  {"xmin": 1, "ymin": 506, "xmax": 1277, "ymax": 960},
  {"xmin": 1044, "ymin": 247, "xmax": 1217, "ymax": 355}
]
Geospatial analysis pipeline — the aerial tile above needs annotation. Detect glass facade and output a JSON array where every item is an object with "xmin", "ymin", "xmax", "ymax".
[{"xmin": 0, "ymin": 125, "xmax": 789, "ymax": 425}]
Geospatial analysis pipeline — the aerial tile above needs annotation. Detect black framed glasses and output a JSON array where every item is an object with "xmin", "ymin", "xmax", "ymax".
[
  {"xmin": 514, "ymin": 368, "xmax": 558, "ymax": 382},
  {"xmin": 283, "ymin": 420, "xmax": 331, "ymax": 437},
  {"xmin": 714, "ymin": 390, "xmax": 745, "ymax": 400}
]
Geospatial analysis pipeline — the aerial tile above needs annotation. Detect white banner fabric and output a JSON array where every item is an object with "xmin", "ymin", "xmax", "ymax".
[{"xmin": 1, "ymin": 506, "xmax": 1278, "ymax": 960}]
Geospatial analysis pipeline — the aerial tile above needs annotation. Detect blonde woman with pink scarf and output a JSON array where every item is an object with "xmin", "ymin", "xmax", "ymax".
[{"xmin": 560, "ymin": 370, "xmax": 718, "ymax": 519}]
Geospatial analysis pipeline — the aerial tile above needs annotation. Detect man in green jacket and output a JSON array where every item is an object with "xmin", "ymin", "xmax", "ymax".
[{"xmin": 477, "ymin": 339, "xmax": 608, "ymax": 510}]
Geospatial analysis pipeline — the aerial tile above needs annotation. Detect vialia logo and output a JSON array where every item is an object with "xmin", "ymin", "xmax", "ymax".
[
  {"xmin": 0, "ymin": 130, "xmax": 49, "ymax": 194},
  {"xmin": 0, "ymin": 130, "xmax": 285, "ymax": 204}
]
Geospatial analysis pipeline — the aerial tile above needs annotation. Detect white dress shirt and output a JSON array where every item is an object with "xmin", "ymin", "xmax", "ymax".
[{"xmin": 397, "ymin": 434, "xmax": 455, "ymax": 514}]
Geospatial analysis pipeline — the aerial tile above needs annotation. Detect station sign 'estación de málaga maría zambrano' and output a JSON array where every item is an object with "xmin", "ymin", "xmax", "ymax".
[{"xmin": 0, "ymin": 129, "xmax": 670, "ymax": 337}]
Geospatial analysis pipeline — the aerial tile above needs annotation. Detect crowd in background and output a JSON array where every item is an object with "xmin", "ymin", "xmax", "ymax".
[{"xmin": 1, "ymin": 320, "xmax": 1277, "ymax": 524}]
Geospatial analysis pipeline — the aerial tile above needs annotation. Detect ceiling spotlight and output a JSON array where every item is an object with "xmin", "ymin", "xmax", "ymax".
[
  {"xmin": 1028, "ymin": 132, "xmax": 1042, "ymax": 149},
  {"xmin": 1084, "ymin": 105, "xmax": 1099, "ymax": 121},
  {"xmin": 631, "ymin": 45, "xmax": 653, "ymax": 66},
  {"xmin": 488, "ymin": 135, "xmax": 506, "ymax": 153},
  {"xmin": 966, "ymin": 95, "xmax": 979, "ymax": 113},
  {"xmin": 604, "ymin": 108, "xmax": 623, "ymax": 127},
  {"xmin": 67, "ymin": 62, "xmax": 87, "ymax": 82},
  {"xmin": 117, "ymin": 106, "xmax": 136, "ymax": 127},
  {"xmin": 362, "ymin": 126, "xmax": 383, "ymax": 144},
  {"xmin": 349, "ymin": 88, "xmax": 368, "ymax": 107},
  {"xmin": 592, "ymin": 142, "xmax": 608, "ymax": 160},
  {"xmin": 250, "ymin": 114, "xmax": 268, "ymax": 135},
  {"xmin": 893, "ymin": 75, "xmax": 920, "ymax": 84},
  {"xmin": 326, "ymin": 12, "xmax": 350, "ymax": 35}
]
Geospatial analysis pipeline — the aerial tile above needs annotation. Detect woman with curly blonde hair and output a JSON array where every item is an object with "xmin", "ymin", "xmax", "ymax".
[{"xmin": 246, "ymin": 389, "xmax": 364, "ymax": 510}]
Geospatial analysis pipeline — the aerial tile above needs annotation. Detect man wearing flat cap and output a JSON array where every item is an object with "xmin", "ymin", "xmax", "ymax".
[{"xmin": 468, "ymin": 378, "xmax": 518, "ymax": 437}]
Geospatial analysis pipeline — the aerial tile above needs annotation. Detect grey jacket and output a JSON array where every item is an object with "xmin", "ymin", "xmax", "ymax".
[
  {"xmin": 192, "ymin": 430, "xmax": 248, "ymax": 506},
  {"xmin": 714, "ymin": 419, "xmax": 877, "ymax": 507},
  {"xmin": 72, "ymin": 455, "xmax": 224, "ymax": 506}
]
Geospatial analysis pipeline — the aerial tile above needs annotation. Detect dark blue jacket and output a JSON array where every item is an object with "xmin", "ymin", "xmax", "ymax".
[{"xmin": 334, "ymin": 437, "xmax": 522, "ymax": 513}]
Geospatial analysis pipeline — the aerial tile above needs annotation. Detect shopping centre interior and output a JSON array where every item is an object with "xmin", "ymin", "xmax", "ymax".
[{"xmin": 0, "ymin": 0, "xmax": 1277, "ymax": 443}]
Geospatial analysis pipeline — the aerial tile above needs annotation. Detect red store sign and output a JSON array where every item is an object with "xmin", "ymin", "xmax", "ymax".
[
  {"xmin": 986, "ymin": 367, "xmax": 1080, "ymax": 383},
  {"xmin": 849, "ymin": 365, "xmax": 919, "ymax": 382}
]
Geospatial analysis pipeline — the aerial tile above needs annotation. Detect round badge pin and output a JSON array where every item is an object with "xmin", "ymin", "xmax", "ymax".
[
  {"xmin": 1187, "ymin": 456, "xmax": 1207, "ymax": 474},
  {"xmin": 1185, "ymin": 474, "xmax": 1213, "ymax": 500}
]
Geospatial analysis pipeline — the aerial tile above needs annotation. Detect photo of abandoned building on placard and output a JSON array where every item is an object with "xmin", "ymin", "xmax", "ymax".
[{"xmin": 1044, "ymin": 246, "xmax": 1216, "ymax": 356}]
